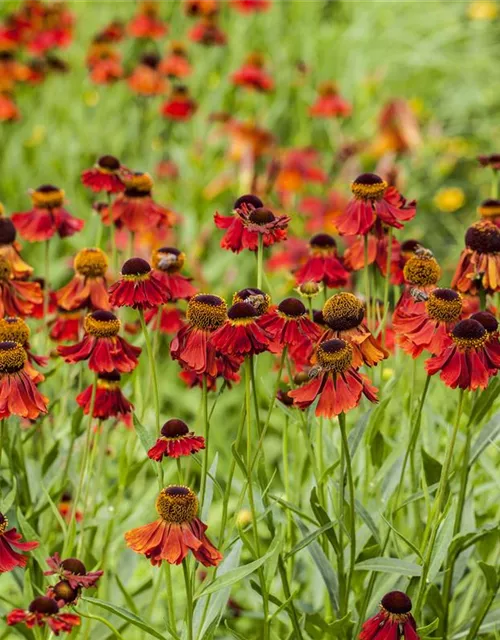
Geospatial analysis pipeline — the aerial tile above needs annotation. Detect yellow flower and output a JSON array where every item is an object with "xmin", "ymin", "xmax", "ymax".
[
  {"xmin": 433, "ymin": 187, "xmax": 465, "ymax": 213},
  {"xmin": 467, "ymin": 0, "xmax": 498, "ymax": 20},
  {"xmin": 236, "ymin": 509, "xmax": 252, "ymax": 527}
]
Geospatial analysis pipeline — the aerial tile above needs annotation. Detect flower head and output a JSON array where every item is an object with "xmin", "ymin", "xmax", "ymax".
[
  {"xmin": 57, "ymin": 310, "xmax": 141, "ymax": 373},
  {"xmin": 81, "ymin": 155, "xmax": 126, "ymax": 193},
  {"xmin": 232, "ymin": 287, "xmax": 271, "ymax": 315},
  {"xmin": 111, "ymin": 173, "xmax": 175, "ymax": 232},
  {"xmin": 76, "ymin": 370, "xmax": 134, "ymax": 426},
  {"xmin": 125, "ymin": 485, "xmax": 222, "ymax": 566},
  {"xmin": 171, "ymin": 293, "xmax": 227, "ymax": 376},
  {"xmin": 0, "ymin": 216, "xmax": 34, "ymax": 279},
  {"xmin": 109, "ymin": 257, "xmax": 169, "ymax": 310},
  {"xmin": 336, "ymin": 173, "xmax": 416, "ymax": 236},
  {"xmin": 44, "ymin": 553, "xmax": 103, "ymax": 589},
  {"xmin": 161, "ymin": 85, "xmax": 197, "ymax": 121},
  {"xmin": 288, "ymin": 339, "xmax": 378, "ymax": 417},
  {"xmin": 0, "ymin": 256, "xmax": 42, "ymax": 317},
  {"xmin": 56, "ymin": 247, "xmax": 110, "ymax": 311},
  {"xmin": 0, "ymin": 342, "xmax": 48, "ymax": 419},
  {"xmin": 7, "ymin": 596, "xmax": 81, "ymax": 636},
  {"xmin": 211, "ymin": 301, "xmax": 271, "ymax": 357},
  {"xmin": 477, "ymin": 198, "xmax": 500, "ymax": 224},
  {"xmin": 12, "ymin": 184, "xmax": 84, "ymax": 242},
  {"xmin": 0, "ymin": 512, "xmax": 39, "ymax": 573},
  {"xmin": 309, "ymin": 81, "xmax": 352, "ymax": 118},
  {"xmin": 359, "ymin": 591, "xmax": 419, "ymax": 640},
  {"xmin": 452, "ymin": 220, "xmax": 500, "ymax": 294},
  {"xmin": 214, "ymin": 195, "xmax": 289, "ymax": 253},
  {"xmin": 151, "ymin": 247, "xmax": 197, "ymax": 301},
  {"xmin": 295, "ymin": 233, "xmax": 349, "ymax": 289},
  {"xmin": 321, "ymin": 293, "xmax": 388, "ymax": 367},
  {"xmin": 0, "ymin": 316, "xmax": 47, "ymax": 383},
  {"xmin": 425, "ymin": 318, "xmax": 500, "ymax": 390},
  {"xmin": 231, "ymin": 52, "xmax": 274, "ymax": 92},
  {"xmin": 147, "ymin": 419, "xmax": 205, "ymax": 461}
]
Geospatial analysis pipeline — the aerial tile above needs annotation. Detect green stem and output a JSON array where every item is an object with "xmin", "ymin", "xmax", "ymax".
[
  {"xmin": 199, "ymin": 375, "xmax": 210, "ymax": 507},
  {"xmin": 138, "ymin": 309, "xmax": 161, "ymax": 433},
  {"xmin": 465, "ymin": 589, "xmax": 498, "ymax": 640},
  {"xmin": 338, "ymin": 412, "xmax": 355, "ymax": 614},
  {"xmin": 77, "ymin": 609, "xmax": 125, "ymax": 640},
  {"xmin": 182, "ymin": 560, "xmax": 193, "ymax": 640},
  {"xmin": 164, "ymin": 562, "xmax": 176, "ymax": 633},
  {"xmin": 43, "ymin": 238, "xmax": 51, "ymax": 348},
  {"xmin": 67, "ymin": 374, "xmax": 98, "ymax": 554},
  {"xmin": 415, "ymin": 389, "xmax": 465, "ymax": 616},
  {"xmin": 257, "ymin": 234, "xmax": 264, "ymax": 290},
  {"xmin": 491, "ymin": 169, "xmax": 499, "ymax": 199},
  {"xmin": 110, "ymin": 222, "xmax": 117, "ymax": 276},
  {"xmin": 380, "ymin": 227, "xmax": 393, "ymax": 345}
]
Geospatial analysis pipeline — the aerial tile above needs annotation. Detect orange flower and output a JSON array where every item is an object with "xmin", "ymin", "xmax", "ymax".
[
  {"xmin": 125, "ymin": 485, "xmax": 222, "ymax": 566},
  {"xmin": 56, "ymin": 248, "xmax": 110, "ymax": 311},
  {"xmin": 0, "ymin": 214, "xmax": 33, "ymax": 279},
  {"xmin": 310, "ymin": 82, "xmax": 351, "ymax": 118},
  {"xmin": 0, "ymin": 256, "xmax": 42, "ymax": 317},
  {"xmin": 452, "ymin": 220, "xmax": 500, "ymax": 294},
  {"xmin": 128, "ymin": 53, "xmax": 167, "ymax": 96},
  {"xmin": 0, "ymin": 342, "xmax": 48, "ymax": 420}
]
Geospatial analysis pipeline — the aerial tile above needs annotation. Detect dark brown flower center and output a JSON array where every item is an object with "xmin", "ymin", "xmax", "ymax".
[
  {"xmin": 187, "ymin": 294, "xmax": 227, "ymax": 331},
  {"xmin": 310, "ymin": 233, "xmax": 336, "ymax": 249},
  {"xmin": 98, "ymin": 370, "xmax": 121, "ymax": 382},
  {"xmin": 29, "ymin": 596, "xmax": 59, "ymax": 615},
  {"xmin": 381, "ymin": 591, "xmax": 412, "ymax": 615},
  {"xmin": 323, "ymin": 293, "xmax": 364, "ymax": 331},
  {"xmin": 84, "ymin": 311, "xmax": 120, "ymax": 338},
  {"xmin": 53, "ymin": 580, "xmax": 79, "ymax": 604},
  {"xmin": 0, "ymin": 218, "xmax": 16, "ymax": 244},
  {"xmin": 121, "ymin": 257, "xmax": 151, "ymax": 276},
  {"xmin": 248, "ymin": 207, "xmax": 275, "ymax": 224},
  {"xmin": 313, "ymin": 309, "xmax": 326, "ymax": 326},
  {"xmin": 141, "ymin": 52, "xmax": 161, "ymax": 68},
  {"xmin": 61, "ymin": 558, "xmax": 87, "ymax": 575},
  {"xmin": 470, "ymin": 311, "xmax": 498, "ymax": 333},
  {"xmin": 465, "ymin": 221, "xmax": 500, "ymax": 254},
  {"xmin": 233, "ymin": 194, "xmax": 263, "ymax": 210},
  {"xmin": 161, "ymin": 419, "xmax": 190, "ymax": 438},
  {"xmin": 477, "ymin": 198, "xmax": 500, "ymax": 219},
  {"xmin": 278, "ymin": 297, "xmax": 306, "ymax": 318},
  {"xmin": 155, "ymin": 485, "xmax": 198, "ymax": 524},
  {"xmin": 0, "ymin": 341, "xmax": 26, "ymax": 373},
  {"xmin": 0, "ymin": 512, "xmax": 8, "ymax": 535},
  {"xmin": 227, "ymin": 302, "xmax": 258, "ymax": 320},
  {"xmin": 97, "ymin": 155, "xmax": 120, "ymax": 171},
  {"xmin": 315, "ymin": 339, "xmax": 353, "ymax": 373},
  {"xmin": 351, "ymin": 173, "xmax": 387, "ymax": 200},
  {"xmin": 425, "ymin": 288, "xmax": 462, "ymax": 323},
  {"xmin": 400, "ymin": 239, "xmax": 421, "ymax": 254},
  {"xmin": 451, "ymin": 319, "xmax": 488, "ymax": 350}
]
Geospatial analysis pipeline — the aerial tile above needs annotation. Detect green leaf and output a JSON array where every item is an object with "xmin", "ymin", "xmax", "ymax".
[
  {"xmin": 71, "ymin": 406, "xmax": 84, "ymax": 437},
  {"xmin": 381, "ymin": 516, "xmax": 422, "ymax": 560},
  {"xmin": 417, "ymin": 618, "xmax": 440, "ymax": 634},
  {"xmin": 296, "ymin": 518, "xmax": 340, "ymax": 615},
  {"xmin": 42, "ymin": 440, "xmax": 59, "ymax": 476},
  {"xmin": 421, "ymin": 448, "xmax": 442, "ymax": 486},
  {"xmin": 195, "ymin": 536, "xmax": 281, "ymax": 600},
  {"xmin": 478, "ymin": 562, "xmax": 499, "ymax": 592},
  {"xmin": 310, "ymin": 487, "xmax": 340, "ymax": 553},
  {"xmin": 133, "ymin": 413, "xmax": 156, "ymax": 453},
  {"xmin": 201, "ymin": 453, "xmax": 218, "ymax": 522},
  {"xmin": 0, "ymin": 479, "xmax": 16, "ymax": 514},
  {"xmin": 428, "ymin": 507, "xmax": 455, "ymax": 581},
  {"xmin": 82, "ymin": 597, "xmax": 168, "ymax": 640},
  {"xmin": 370, "ymin": 431, "xmax": 385, "ymax": 467},
  {"xmin": 354, "ymin": 557, "xmax": 422, "ymax": 576},
  {"xmin": 348, "ymin": 410, "xmax": 372, "ymax": 457},
  {"xmin": 115, "ymin": 573, "xmax": 139, "ymax": 616},
  {"xmin": 284, "ymin": 521, "xmax": 334, "ymax": 560},
  {"xmin": 470, "ymin": 413, "xmax": 500, "ymax": 466},
  {"xmin": 469, "ymin": 378, "xmax": 500, "ymax": 425},
  {"xmin": 16, "ymin": 509, "xmax": 50, "ymax": 573}
]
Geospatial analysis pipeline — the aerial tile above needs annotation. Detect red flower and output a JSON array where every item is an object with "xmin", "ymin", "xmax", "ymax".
[
  {"xmin": 451, "ymin": 221, "xmax": 500, "ymax": 294},
  {"xmin": 7, "ymin": 597, "xmax": 80, "ymax": 636},
  {"xmin": 260, "ymin": 297, "xmax": 321, "ymax": 366},
  {"xmin": 57, "ymin": 310, "xmax": 141, "ymax": 373},
  {"xmin": 267, "ymin": 236, "xmax": 309, "ymax": 274},
  {"xmin": 211, "ymin": 302, "xmax": 271, "ymax": 357},
  {"xmin": 89, "ymin": 56, "xmax": 123, "ymax": 85},
  {"xmin": 111, "ymin": 173, "xmax": 175, "ymax": 232},
  {"xmin": 477, "ymin": 153, "xmax": 500, "ymax": 171},
  {"xmin": 215, "ymin": 194, "xmax": 289, "ymax": 253},
  {"xmin": 0, "ymin": 256, "xmax": 42, "ymax": 317},
  {"xmin": 171, "ymin": 293, "xmax": 227, "ymax": 376},
  {"xmin": 336, "ymin": 173, "xmax": 416, "ymax": 236},
  {"xmin": 289, "ymin": 339, "xmax": 378, "ymax": 418},
  {"xmin": 12, "ymin": 185, "xmax": 84, "ymax": 242},
  {"xmin": 189, "ymin": 17, "xmax": 227, "ymax": 46},
  {"xmin": 309, "ymin": 82, "xmax": 352, "ymax": 118},
  {"xmin": 56, "ymin": 248, "xmax": 110, "ymax": 311},
  {"xmin": 81, "ymin": 155, "xmax": 126, "ymax": 194},
  {"xmin": 151, "ymin": 247, "xmax": 197, "ymax": 301},
  {"xmin": 232, "ymin": 287, "xmax": 272, "ymax": 316},
  {"xmin": 44, "ymin": 554, "xmax": 103, "ymax": 589},
  {"xmin": 125, "ymin": 485, "xmax": 222, "ymax": 566},
  {"xmin": 46, "ymin": 581, "xmax": 80, "ymax": 608},
  {"xmin": 231, "ymin": 0, "xmax": 270, "ymax": 12},
  {"xmin": 50, "ymin": 306, "xmax": 84, "ymax": 342},
  {"xmin": 145, "ymin": 304, "xmax": 185, "ymax": 335},
  {"xmin": 231, "ymin": 53, "xmax": 274, "ymax": 92},
  {"xmin": 128, "ymin": 1, "xmax": 168, "ymax": 39},
  {"xmin": 0, "ymin": 215, "xmax": 34, "ymax": 279},
  {"xmin": 425, "ymin": 318, "xmax": 500, "ymax": 390},
  {"xmin": 147, "ymin": 419, "xmax": 205, "ymax": 461},
  {"xmin": 128, "ymin": 54, "xmax": 167, "ymax": 96},
  {"xmin": 0, "ymin": 512, "xmax": 38, "ymax": 573},
  {"xmin": 160, "ymin": 42, "xmax": 192, "ymax": 78},
  {"xmin": 321, "ymin": 293, "xmax": 389, "ymax": 368},
  {"xmin": 57, "ymin": 494, "xmax": 82, "ymax": 524},
  {"xmin": 0, "ymin": 93, "xmax": 20, "ymax": 121},
  {"xmin": 344, "ymin": 231, "xmax": 404, "ymax": 285},
  {"xmin": 295, "ymin": 233, "xmax": 349, "ymax": 289},
  {"xmin": 275, "ymin": 148, "xmax": 327, "ymax": 201},
  {"xmin": 109, "ymin": 257, "xmax": 169, "ymax": 310},
  {"xmin": 0, "ymin": 342, "xmax": 48, "ymax": 419},
  {"xmin": 0, "ymin": 316, "xmax": 47, "ymax": 384},
  {"xmin": 299, "ymin": 190, "xmax": 347, "ymax": 234},
  {"xmin": 360, "ymin": 591, "xmax": 419, "ymax": 640},
  {"xmin": 76, "ymin": 370, "xmax": 134, "ymax": 426},
  {"xmin": 393, "ymin": 249, "xmax": 441, "ymax": 322},
  {"xmin": 393, "ymin": 288, "xmax": 462, "ymax": 357},
  {"xmin": 161, "ymin": 86, "xmax": 197, "ymax": 121}
]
